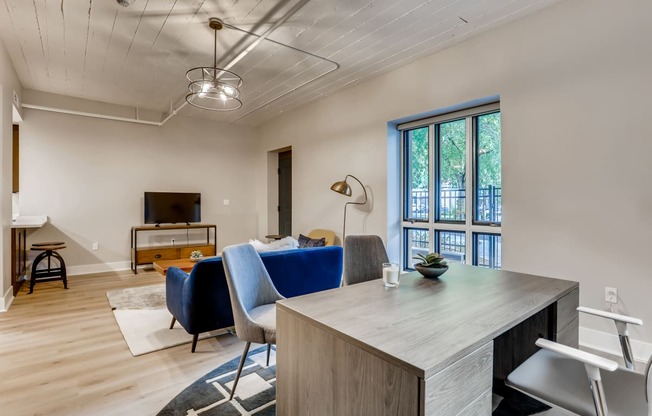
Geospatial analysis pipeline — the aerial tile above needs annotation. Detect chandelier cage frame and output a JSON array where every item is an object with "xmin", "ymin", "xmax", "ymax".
[{"xmin": 185, "ymin": 18, "xmax": 244, "ymax": 111}]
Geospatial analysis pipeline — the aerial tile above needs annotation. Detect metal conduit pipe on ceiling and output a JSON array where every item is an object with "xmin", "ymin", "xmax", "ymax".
[{"xmin": 21, "ymin": 0, "xmax": 333, "ymax": 127}]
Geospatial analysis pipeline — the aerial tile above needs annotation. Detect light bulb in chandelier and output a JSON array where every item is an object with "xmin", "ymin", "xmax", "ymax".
[{"xmin": 198, "ymin": 82, "xmax": 211, "ymax": 98}]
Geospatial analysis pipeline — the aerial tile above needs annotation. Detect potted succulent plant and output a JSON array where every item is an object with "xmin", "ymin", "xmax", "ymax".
[
  {"xmin": 412, "ymin": 252, "xmax": 449, "ymax": 278},
  {"xmin": 190, "ymin": 250, "xmax": 204, "ymax": 262}
]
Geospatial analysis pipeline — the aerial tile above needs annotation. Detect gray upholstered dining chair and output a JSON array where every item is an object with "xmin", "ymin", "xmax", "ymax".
[
  {"xmin": 507, "ymin": 307, "xmax": 647, "ymax": 416},
  {"xmin": 344, "ymin": 235, "xmax": 389, "ymax": 285},
  {"xmin": 222, "ymin": 243, "xmax": 285, "ymax": 401}
]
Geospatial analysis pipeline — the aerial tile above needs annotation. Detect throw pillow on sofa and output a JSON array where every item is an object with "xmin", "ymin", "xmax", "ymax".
[
  {"xmin": 298, "ymin": 234, "xmax": 326, "ymax": 248},
  {"xmin": 249, "ymin": 236, "xmax": 299, "ymax": 252}
]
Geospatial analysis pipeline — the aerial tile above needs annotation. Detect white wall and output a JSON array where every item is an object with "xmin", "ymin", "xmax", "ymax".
[
  {"xmin": 0, "ymin": 36, "xmax": 22, "ymax": 310},
  {"xmin": 19, "ymin": 109, "xmax": 259, "ymax": 274},
  {"xmin": 258, "ymin": 0, "xmax": 652, "ymax": 348}
]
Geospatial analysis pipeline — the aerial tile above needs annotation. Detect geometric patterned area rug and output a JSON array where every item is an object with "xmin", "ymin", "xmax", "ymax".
[
  {"xmin": 157, "ymin": 346, "xmax": 276, "ymax": 416},
  {"xmin": 155, "ymin": 343, "xmax": 559, "ymax": 416},
  {"xmin": 106, "ymin": 284, "xmax": 228, "ymax": 356}
]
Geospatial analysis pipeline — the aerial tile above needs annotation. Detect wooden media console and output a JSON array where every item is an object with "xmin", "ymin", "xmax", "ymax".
[{"xmin": 130, "ymin": 224, "xmax": 216, "ymax": 274}]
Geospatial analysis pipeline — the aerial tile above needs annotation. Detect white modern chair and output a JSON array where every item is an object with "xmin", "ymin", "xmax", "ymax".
[
  {"xmin": 222, "ymin": 243, "xmax": 284, "ymax": 401},
  {"xmin": 507, "ymin": 307, "xmax": 647, "ymax": 416}
]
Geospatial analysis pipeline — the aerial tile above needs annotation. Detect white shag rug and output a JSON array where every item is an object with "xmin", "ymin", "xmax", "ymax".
[{"xmin": 107, "ymin": 284, "xmax": 228, "ymax": 356}]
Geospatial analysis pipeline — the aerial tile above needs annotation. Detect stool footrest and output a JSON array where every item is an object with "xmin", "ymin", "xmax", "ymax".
[{"xmin": 29, "ymin": 247, "xmax": 67, "ymax": 294}]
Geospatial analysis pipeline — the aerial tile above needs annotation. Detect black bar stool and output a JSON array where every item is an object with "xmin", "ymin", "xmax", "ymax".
[{"xmin": 29, "ymin": 241, "xmax": 67, "ymax": 294}]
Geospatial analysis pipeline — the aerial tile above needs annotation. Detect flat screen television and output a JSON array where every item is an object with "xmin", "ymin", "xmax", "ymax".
[{"xmin": 144, "ymin": 192, "xmax": 201, "ymax": 225}]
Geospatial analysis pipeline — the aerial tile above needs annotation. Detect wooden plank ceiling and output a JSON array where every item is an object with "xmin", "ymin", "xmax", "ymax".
[{"xmin": 0, "ymin": 0, "xmax": 561, "ymax": 125}]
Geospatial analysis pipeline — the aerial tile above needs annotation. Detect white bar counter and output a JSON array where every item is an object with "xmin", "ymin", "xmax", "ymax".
[{"xmin": 11, "ymin": 215, "xmax": 48, "ymax": 229}]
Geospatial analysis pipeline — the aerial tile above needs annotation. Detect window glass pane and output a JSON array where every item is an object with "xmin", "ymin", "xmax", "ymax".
[
  {"xmin": 404, "ymin": 127, "xmax": 429, "ymax": 221},
  {"xmin": 473, "ymin": 233, "xmax": 502, "ymax": 269},
  {"xmin": 475, "ymin": 112, "xmax": 502, "ymax": 223},
  {"xmin": 438, "ymin": 120, "xmax": 466, "ymax": 222},
  {"xmin": 436, "ymin": 230, "xmax": 466, "ymax": 263},
  {"xmin": 404, "ymin": 228, "xmax": 430, "ymax": 269}
]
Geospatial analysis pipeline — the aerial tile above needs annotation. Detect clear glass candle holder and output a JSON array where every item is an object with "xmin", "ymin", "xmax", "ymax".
[{"xmin": 382, "ymin": 262, "xmax": 400, "ymax": 288}]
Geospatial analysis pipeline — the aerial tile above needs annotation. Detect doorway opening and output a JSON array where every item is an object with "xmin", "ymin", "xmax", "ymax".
[{"xmin": 277, "ymin": 149, "xmax": 292, "ymax": 236}]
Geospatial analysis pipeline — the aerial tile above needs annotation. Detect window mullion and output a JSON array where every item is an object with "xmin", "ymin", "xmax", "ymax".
[
  {"xmin": 400, "ymin": 131, "xmax": 406, "ymax": 266},
  {"xmin": 429, "ymin": 124, "xmax": 436, "ymax": 253},
  {"xmin": 465, "ymin": 116, "xmax": 474, "ymax": 262}
]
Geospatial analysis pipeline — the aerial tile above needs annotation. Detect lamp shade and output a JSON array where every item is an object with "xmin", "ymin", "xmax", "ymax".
[{"xmin": 330, "ymin": 180, "xmax": 352, "ymax": 196}]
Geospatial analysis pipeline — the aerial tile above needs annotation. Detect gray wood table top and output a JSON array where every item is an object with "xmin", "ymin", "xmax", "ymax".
[{"xmin": 277, "ymin": 263, "xmax": 578, "ymax": 379}]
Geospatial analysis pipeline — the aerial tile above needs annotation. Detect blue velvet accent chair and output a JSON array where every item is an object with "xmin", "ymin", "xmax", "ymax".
[
  {"xmin": 166, "ymin": 245, "xmax": 343, "ymax": 352},
  {"xmin": 166, "ymin": 259, "xmax": 235, "ymax": 352}
]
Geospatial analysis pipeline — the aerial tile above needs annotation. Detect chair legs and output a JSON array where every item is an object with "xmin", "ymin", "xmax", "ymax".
[
  {"xmin": 191, "ymin": 334, "xmax": 199, "ymax": 353},
  {"xmin": 168, "ymin": 318, "xmax": 200, "ymax": 353},
  {"xmin": 230, "ymin": 341, "xmax": 251, "ymax": 401},
  {"xmin": 589, "ymin": 378, "xmax": 608, "ymax": 416},
  {"xmin": 266, "ymin": 343, "xmax": 271, "ymax": 366}
]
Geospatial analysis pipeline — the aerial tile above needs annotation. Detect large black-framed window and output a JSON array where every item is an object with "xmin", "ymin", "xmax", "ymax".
[{"xmin": 400, "ymin": 102, "xmax": 502, "ymax": 271}]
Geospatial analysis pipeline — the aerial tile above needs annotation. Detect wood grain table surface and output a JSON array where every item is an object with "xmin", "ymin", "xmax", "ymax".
[{"xmin": 277, "ymin": 263, "xmax": 578, "ymax": 379}]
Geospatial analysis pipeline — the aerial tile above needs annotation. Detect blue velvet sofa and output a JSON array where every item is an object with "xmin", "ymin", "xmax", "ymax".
[{"xmin": 166, "ymin": 245, "xmax": 343, "ymax": 352}]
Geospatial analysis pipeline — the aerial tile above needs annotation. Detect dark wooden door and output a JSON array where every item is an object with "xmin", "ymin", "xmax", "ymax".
[
  {"xmin": 13, "ymin": 124, "xmax": 19, "ymax": 193},
  {"xmin": 278, "ymin": 150, "xmax": 292, "ymax": 236}
]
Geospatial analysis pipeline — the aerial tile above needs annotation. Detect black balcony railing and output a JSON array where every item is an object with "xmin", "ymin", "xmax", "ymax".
[
  {"xmin": 408, "ymin": 186, "xmax": 501, "ymax": 223},
  {"xmin": 409, "ymin": 190, "xmax": 429, "ymax": 220},
  {"xmin": 476, "ymin": 185, "xmax": 502, "ymax": 223}
]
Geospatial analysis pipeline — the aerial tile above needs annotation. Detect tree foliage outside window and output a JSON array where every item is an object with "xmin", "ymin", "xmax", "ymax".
[
  {"xmin": 439, "ymin": 119, "xmax": 467, "ymax": 221},
  {"xmin": 405, "ymin": 127, "xmax": 429, "ymax": 220},
  {"xmin": 439, "ymin": 120, "xmax": 466, "ymax": 189},
  {"xmin": 476, "ymin": 112, "xmax": 502, "ymax": 223},
  {"xmin": 477, "ymin": 112, "xmax": 501, "ymax": 191},
  {"xmin": 407, "ymin": 127, "xmax": 428, "ymax": 190}
]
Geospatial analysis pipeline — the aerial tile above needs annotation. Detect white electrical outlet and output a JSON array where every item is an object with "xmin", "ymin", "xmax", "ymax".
[
  {"xmin": 92, "ymin": 242, "xmax": 99, "ymax": 251},
  {"xmin": 171, "ymin": 238, "xmax": 175, "ymax": 246},
  {"xmin": 605, "ymin": 287, "xmax": 618, "ymax": 303}
]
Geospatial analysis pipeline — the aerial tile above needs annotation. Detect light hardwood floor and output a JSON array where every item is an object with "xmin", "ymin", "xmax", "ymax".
[{"xmin": 0, "ymin": 269, "xmax": 244, "ymax": 416}]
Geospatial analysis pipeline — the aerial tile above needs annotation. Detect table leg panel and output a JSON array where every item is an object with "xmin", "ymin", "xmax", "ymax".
[{"xmin": 277, "ymin": 308, "xmax": 420, "ymax": 415}]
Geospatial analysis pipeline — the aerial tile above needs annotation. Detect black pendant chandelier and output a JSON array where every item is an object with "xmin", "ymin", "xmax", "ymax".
[{"xmin": 185, "ymin": 18, "xmax": 243, "ymax": 111}]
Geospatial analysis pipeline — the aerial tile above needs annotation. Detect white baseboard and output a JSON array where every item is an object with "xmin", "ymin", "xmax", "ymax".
[
  {"xmin": 0, "ymin": 286, "xmax": 14, "ymax": 312},
  {"xmin": 67, "ymin": 261, "xmax": 131, "ymax": 276},
  {"xmin": 580, "ymin": 326, "xmax": 652, "ymax": 364}
]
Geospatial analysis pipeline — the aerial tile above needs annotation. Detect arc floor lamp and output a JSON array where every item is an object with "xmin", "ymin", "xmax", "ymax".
[{"xmin": 330, "ymin": 175, "xmax": 368, "ymax": 242}]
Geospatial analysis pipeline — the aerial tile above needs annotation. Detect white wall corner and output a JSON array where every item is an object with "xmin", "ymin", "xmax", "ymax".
[
  {"xmin": 580, "ymin": 326, "xmax": 652, "ymax": 365},
  {"xmin": 66, "ymin": 261, "xmax": 132, "ymax": 276},
  {"xmin": 0, "ymin": 286, "xmax": 15, "ymax": 312}
]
